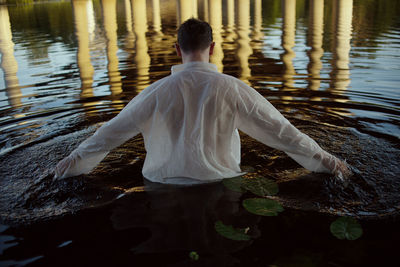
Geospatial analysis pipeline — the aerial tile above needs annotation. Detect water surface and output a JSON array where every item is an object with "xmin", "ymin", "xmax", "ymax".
[{"xmin": 0, "ymin": 0, "xmax": 400, "ymax": 264}]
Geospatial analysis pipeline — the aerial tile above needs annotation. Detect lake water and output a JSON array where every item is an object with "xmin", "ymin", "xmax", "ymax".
[{"xmin": 0, "ymin": 0, "xmax": 400, "ymax": 266}]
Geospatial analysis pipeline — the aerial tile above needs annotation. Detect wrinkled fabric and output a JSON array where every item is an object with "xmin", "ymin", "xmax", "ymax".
[{"xmin": 55, "ymin": 62, "xmax": 339, "ymax": 184}]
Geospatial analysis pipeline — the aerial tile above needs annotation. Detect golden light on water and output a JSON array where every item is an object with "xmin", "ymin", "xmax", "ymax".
[{"xmin": 0, "ymin": 0, "xmax": 360, "ymax": 118}]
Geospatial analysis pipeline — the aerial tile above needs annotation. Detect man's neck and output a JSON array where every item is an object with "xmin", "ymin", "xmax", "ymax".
[{"xmin": 181, "ymin": 51, "xmax": 210, "ymax": 64}]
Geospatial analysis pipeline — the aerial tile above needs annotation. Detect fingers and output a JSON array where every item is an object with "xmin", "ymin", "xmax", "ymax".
[{"xmin": 54, "ymin": 156, "xmax": 72, "ymax": 179}]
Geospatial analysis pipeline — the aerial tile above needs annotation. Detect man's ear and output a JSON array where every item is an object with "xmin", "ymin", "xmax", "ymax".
[
  {"xmin": 209, "ymin": 42, "xmax": 215, "ymax": 56},
  {"xmin": 175, "ymin": 43, "xmax": 182, "ymax": 57}
]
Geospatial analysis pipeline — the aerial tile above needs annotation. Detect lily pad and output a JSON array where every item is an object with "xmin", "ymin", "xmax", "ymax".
[
  {"xmin": 189, "ymin": 251, "xmax": 199, "ymax": 261},
  {"xmin": 242, "ymin": 177, "xmax": 279, "ymax": 196},
  {"xmin": 242, "ymin": 198, "xmax": 284, "ymax": 216},
  {"xmin": 214, "ymin": 221, "xmax": 251, "ymax": 241},
  {"xmin": 222, "ymin": 176, "xmax": 245, "ymax": 193},
  {"xmin": 330, "ymin": 217, "xmax": 363, "ymax": 240}
]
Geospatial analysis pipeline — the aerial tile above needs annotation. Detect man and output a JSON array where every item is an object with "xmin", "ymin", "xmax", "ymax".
[{"xmin": 55, "ymin": 19, "xmax": 351, "ymax": 184}]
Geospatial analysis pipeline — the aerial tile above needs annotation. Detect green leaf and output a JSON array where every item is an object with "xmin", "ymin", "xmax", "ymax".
[
  {"xmin": 214, "ymin": 221, "xmax": 251, "ymax": 241},
  {"xmin": 330, "ymin": 217, "xmax": 363, "ymax": 240},
  {"xmin": 242, "ymin": 198, "xmax": 284, "ymax": 216},
  {"xmin": 242, "ymin": 176, "xmax": 279, "ymax": 196},
  {"xmin": 189, "ymin": 251, "xmax": 199, "ymax": 261},
  {"xmin": 222, "ymin": 176, "xmax": 246, "ymax": 193}
]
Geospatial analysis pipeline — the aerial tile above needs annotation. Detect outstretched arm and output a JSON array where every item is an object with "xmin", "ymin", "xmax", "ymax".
[
  {"xmin": 54, "ymin": 107, "xmax": 141, "ymax": 179},
  {"xmin": 234, "ymin": 81, "xmax": 351, "ymax": 178}
]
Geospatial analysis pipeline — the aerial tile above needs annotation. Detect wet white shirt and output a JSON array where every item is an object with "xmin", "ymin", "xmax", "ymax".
[{"xmin": 55, "ymin": 62, "xmax": 339, "ymax": 184}]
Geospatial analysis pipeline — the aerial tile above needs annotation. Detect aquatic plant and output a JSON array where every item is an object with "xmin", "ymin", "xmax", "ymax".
[
  {"xmin": 216, "ymin": 175, "xmax": 283, "ymax": 240},
  {"xmin": 330, "ymin": 216, "xmax": 363, "ymax": 240},
  {"xmin": 189, "ymin": 251, "xmax": 199, "ymax": 261},
  {"xmin": 214, "ymin": 221, "xmax": 251, "ymax": 241},
  {"xmin": 242, "ymin": 198, "xmax": 284, "ymax": 216},
  {"xmin": 219, "ymin": 174, "xmax": 363, "ymax": 241}
]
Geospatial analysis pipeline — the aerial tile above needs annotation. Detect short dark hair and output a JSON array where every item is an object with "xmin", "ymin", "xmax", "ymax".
[{"xmin": 177, "ymin": 18, "xmax": 213, "ymax": 53}]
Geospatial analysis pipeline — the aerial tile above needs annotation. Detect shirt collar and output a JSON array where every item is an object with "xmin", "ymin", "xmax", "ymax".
[{"xmin": 171, "ymin": 62, "xmax": 218, "ymax": 74}]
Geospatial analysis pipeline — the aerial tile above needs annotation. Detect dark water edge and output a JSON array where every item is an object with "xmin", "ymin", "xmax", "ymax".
[{"xmin": 0, "ymin": 192, "xmax": 399, "ymax": 267}]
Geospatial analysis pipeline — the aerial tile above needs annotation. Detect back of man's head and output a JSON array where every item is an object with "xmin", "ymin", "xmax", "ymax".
[{"xmin": 177, "ymin": 18, "xmax": 213, "ymax": 53}]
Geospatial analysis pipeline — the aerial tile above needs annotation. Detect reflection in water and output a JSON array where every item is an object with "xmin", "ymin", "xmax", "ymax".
[
  {"xmin": 235, "ymin": 0, "xmax": 252, "ymax": 83},
  {"xmin": 0, "ymin": 5, "xmax": 22, "ymax": 108},
  {"xmin": 331, "ymin": 0, "xmax": 353, "ymax": 92},
  {"xmin": 131, "ymin": 0, "xmax": 150, "ymax": 92},
  {"xmin": 101, "ymin": 0, "xmax": 122, "ymax": 96},
  {"xmin": 281, "ymin": 0, "xmax": 296, "ymax": 105},
  {"xmin": 225, "ymin": 0, "xmax": 236, "ymax": 42},
  {"xmin": 281, "ymin": 0, "xmax": 296, "ymax": 89},
  {"xmin": 72, "ymin": 0, "xmax": 95, "ymax": 96},
  {"xmin": 330, "ymin": 0, "xmax": 353, "ymax": 116},
  {"xmin": 208, "ymin": 0, "xmax": 224, "ymax": 72},
  {"xmin": 307, "ymin": 0, "xmax": 324, "ymax": 93},
  {"xmin": 200, "ymin": 0, "xmax": 209, "ymax": 22},
  {"xmin": 0, "ymin": 0, "xmax": 399, "ymax": 229},
  {"xmin": 151, "ymin": 0, "xmax": 162, "ymax": 34},
  {"xmin": 252, "ymin": 0, "xmax": 263, "ymax": 44},
  {"xmin": 177, "ymin": 0, "xmax": 198, "ymax": 25},
  {"xmin": 111, "ymin": 181, "xmax": 257, "ymax": 255},
  {"xmin": 124, "ymin": 0, "xmax": 134, "ymax": 49}
]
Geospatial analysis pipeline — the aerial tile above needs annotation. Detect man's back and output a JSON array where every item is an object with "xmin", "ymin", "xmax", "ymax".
[{"xmin": 137, "ymin": 62, "xmax": 242, "ymax": 183}]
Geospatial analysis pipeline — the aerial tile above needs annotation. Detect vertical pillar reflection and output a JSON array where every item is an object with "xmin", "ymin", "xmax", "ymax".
[
  {"xmin": 252, "ymin": 0, "xmax": 263, "ymax": 43},
  {"xmin": 177, "ymin": 0, "xmax": 197, "ymax": 25},
  {"xmin": 201, "ymin": 0, "xmax": 209, "ymax": 22},
  {"xmin": 225, "ymin": 0, "xmax": 236, "ymax": 42},
  {"xmin": 281, "ymin": 0, "xmax": 296, "ymax": 93},
  {"xmin": 131, "ymin": 0, "xmax": 150, "ymax": 91},
  {"xmin": 192, "ymin": 0, "xmax": 198, "ymax": 19},
  {"xmin": 0, "ymin": 5, "xmax": 22, "ymax": 108},
  {"xmin": 307, "ymin": 0, "xmax": 324, "ymax": 92},
  {"xmin": 152, "ymin": 0, "xmax": 162, "ymax": 33},
  {"xmin": 124, "ymin": 0, "xmax": 135, "ymax": 49},
  {"xmin": 72, "ymin": 0, "xmax": 95, "ymax": 97},
  {"xmin": 101, "ymin": 0, "xmax": 122, "ymax": 96},
  {"xmin": 331, "ymin": 0, "xmax": 352, "ymax": 92},
  {"xmin": 208, "ymin": 0, "xmax": 223, "ymax": 72},
  {"xmin": 235, "ymin": 0, "xmax": 252, "ymax": 83}
]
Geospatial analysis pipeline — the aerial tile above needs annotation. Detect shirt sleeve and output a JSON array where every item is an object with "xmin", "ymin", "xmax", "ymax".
[
  {"xmin": 55, "ymin": 88, "xmax": 156, "ymax": 179},
  {"xmin": 234, "ymin": 81, "xmax": 338, "ymax": 174}
]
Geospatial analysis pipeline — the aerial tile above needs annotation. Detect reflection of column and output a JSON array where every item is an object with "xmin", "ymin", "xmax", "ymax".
[
  {"xmin": 307, "ymin": 0, "xmax": 324, "ymax": 92},
  {"xmin": 131, "ymin": 0, "xmax": 150, "ymax": 91},
  {"xmin": 72, "ymin": 0, "xmax": 95, "ymax": 97},
  {"xmin": 281, "ymin": 0, "xmax": 296, "ymax": 92},
  {"xmin": 225, "ymin": 0, "xmax": 236, "ymax": 42},
  {"xmin": 0, "ymin": 5, "xmax": 22, "ymax": 107},
  {"xmin": 235, "ymin": 0, "xmax": 252, "ymax": 83},
  {"xmin": 87, "ymin": 0, "xmax": 96, "ymax": 42},
  {"xmin": 192, "ymin": 0, "xmax": 198, "ymax": 19},
  {"xmin": 177, "ymin": 0, "xmax": 196, "ymax": 24},
  {"xmin": 200, "ymin": 0, "xmax": 209, "ymax": 22},
  {"xmin": 152, "ymin": 0, "xmax": 162, "ymax": 33},
  {"xmin": 252, "ymin": 0, "xmax": 263, "ymax": 43},
  {"xmin": 208, "ymin": 0, "xmax": 223, "ymax": 72},
  {"xmin": 124, "ymin": 0, "xmax": 135, "ymax": 49},
  {"xmin": 331, "ymin": 0, "xmax": 352, "ymax": 92},
  {"xmin": 102, "ymin": 0, "xmax": 122, "ymax": 96}
]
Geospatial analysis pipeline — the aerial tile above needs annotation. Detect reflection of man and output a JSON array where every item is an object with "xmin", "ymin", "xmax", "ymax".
[{"xmin": 55, "ymin": 19, "xmax": 351, "ymax": 183}]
